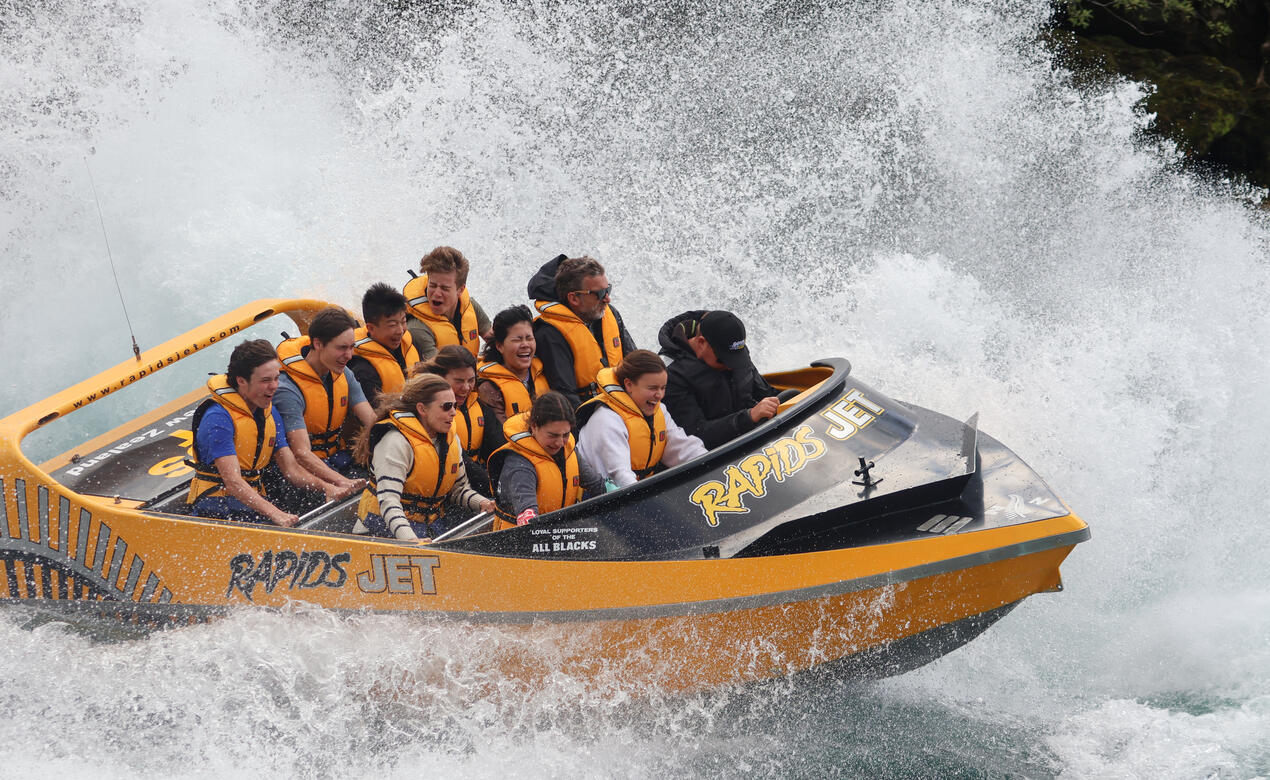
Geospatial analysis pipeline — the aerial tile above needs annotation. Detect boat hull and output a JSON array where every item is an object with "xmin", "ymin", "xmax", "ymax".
[
  {"xmin": 0, "ymin": 464, "xmax": 1083, "ymax": 690},
  {"xmin": 0, "ymin": 298, "xmax": 1090, "ymax": 691}
]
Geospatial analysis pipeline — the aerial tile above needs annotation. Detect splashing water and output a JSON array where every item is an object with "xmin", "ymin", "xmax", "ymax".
[{"xmin": 2, "ymin": 0, "xmax": 1269, "ymax": 775}]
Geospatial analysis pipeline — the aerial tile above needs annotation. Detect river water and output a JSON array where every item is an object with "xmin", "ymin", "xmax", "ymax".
[{"xmin": 1, "ymin": 0, "xmax": 1268, "ymax": 776}]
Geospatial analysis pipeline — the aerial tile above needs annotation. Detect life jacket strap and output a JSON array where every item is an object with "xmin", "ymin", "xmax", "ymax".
[
  {"xmin": 400, "ymin": 493, "xmax": 446, "ymax": 522},
  {"xmin": 309, "ymin": 428, "xmax": 343, "ymax": 457},
  {"xmin": 490, "ymin": 504, "xmax": 518, "ymax": 532},
  {"xmin": 185, "ymin": 458, "xmax": 266, "ymax": 505},
  {"xmin": 185, "ymin": 458, "xmax": 265, "ymax": 482}
]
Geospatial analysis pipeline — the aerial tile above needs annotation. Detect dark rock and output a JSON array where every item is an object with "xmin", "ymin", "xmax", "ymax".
[{"xmin": 1055, "ymin": 1, "xmax": 1270, "ymax": 193}]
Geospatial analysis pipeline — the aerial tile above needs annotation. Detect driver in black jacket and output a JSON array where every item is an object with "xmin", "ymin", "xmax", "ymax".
[{"xmin": 657, "ymin": 310, "xmax": 779, "ymax": 450}]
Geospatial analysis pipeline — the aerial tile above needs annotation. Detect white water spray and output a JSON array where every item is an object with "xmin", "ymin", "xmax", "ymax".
[{"xmin": 1, "ymin": 0, "xmax": 1268, "ymax": 775}]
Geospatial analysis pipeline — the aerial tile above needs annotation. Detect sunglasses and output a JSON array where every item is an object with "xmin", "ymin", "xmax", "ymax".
[
  {"xmin": 435, "ymin": 401, "xmax": 456, "ymax": 412},
  {"xmin": 572, "ymin": 285, "xmax": 612, "ymax": 300}
]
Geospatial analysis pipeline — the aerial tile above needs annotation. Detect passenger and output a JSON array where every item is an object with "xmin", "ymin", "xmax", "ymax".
[
  {"xmin": 657, "ymin": 310, "xmax": 780, "ymax": 450},
  {"xmin": 186, "ymin": 339, "xmax": 362, "ymax": 527},
  {"xmin": 351, "ymin": 374, "xmax": 495, "ymax": 541},
  {"xmin": 348, "ymin": 282, "xmax": 420, "ymax": 408},
  {"xmin": 488, "ymin": 391, "xmax": 606, "ymax": 528},
  {"xmin": 414, "ymin": 345, "xmax": 494, "ymax": 494},
  {"xmin": 404, "ymin": 246, "xmax": 493, "ymax": 361},
  {"xmin": 274, "ymin": 307, "xmax": 376, "ymax": 490},
  {"xmin": 527, "ymin": 254, "xmax": 636, "ymax": 408},
  {"xmin": 475, "ymin": 305, "xmax": 549, "ymax": 443},
  {"xmin": 576, "ymin": 349, "xmax": 707, "ymax": 487}
]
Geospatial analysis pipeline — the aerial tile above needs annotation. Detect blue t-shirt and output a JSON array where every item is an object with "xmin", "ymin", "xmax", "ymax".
[
  {"xmin": 195, "ymin": 404, "xmax": 289, "ymax": 463},
  {"xmin": 274, "ymin": 368, "xmax": 368, "ymax": 433}
]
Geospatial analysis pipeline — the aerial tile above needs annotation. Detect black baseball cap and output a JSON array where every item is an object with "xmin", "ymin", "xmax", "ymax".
[{"xmin": 699, "ymin": 311, "xmax": 751, "ymax": 372}]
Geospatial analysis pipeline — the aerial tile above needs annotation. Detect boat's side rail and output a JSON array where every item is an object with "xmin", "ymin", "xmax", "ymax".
[
  {"xmin": 0, "ymin": 299, "xmax": 344, "ymax": 508},
  {"xmin": 2, "ymin": 299, "xmax": 338, "ymax": 444}
]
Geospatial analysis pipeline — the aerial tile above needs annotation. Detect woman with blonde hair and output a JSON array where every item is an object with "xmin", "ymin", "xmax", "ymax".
[{"xmin": 352, "ymin": 373, "xmax": 494, "ymax": 541}]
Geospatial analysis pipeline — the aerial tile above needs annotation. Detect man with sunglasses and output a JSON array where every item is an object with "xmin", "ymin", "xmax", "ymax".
[{"xmin": 527, "ymin": 254, "xmax": 636, "ymax": 409}]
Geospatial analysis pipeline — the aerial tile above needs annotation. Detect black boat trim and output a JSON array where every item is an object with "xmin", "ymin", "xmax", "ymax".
[
  {"xmin": 499, "ymin": 358, "xmax": 855, "ymax": 525},
  {"xmin": 802, "ymin": 600, "xmax": 1019, "ymax": 681},
  {"xmin": 0, "ymin": 536, "xmax": 169, "ymax": 603}
]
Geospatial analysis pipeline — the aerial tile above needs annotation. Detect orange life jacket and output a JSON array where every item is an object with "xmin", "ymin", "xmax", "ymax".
[
  {"xmin": 276, "ymin": 336, "xmax": 349, "ymax": 459},
  {"xmin": 579, "ymin": 367, "xmax": 668, "ymax": 479},
  {"xmin": 356, "ymin": 411, "xmax": 463, "ymax": 526},
  {"xmin": 489, "ymin": 411, "xmax": 583, "ymax": 529},
  {"xmin": 533, "ymin": 299, "xmax": 625, "ymax": 399},
  {"xmin": 352, "ymin": 327, "xmax": 420, "ymax": 396},
  {"xmin": 404, "ymin": 273, "xmax": 481, "ymax": 357},
  {"xmin": 452, "ymin": 391, "xmax": 486, "ymax": 459},
  {"xmin": 186, "ymin": 375, "xmax": 278, "ymax": 504},
  {"xmin": 476, "ymin": 359, "xmax": 548, "ymax": 418}
]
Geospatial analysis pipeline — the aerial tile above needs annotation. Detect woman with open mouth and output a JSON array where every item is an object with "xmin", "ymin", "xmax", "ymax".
[
  {"xmin": 475, "ymin": 305, "xmax": 551, "ymax": 453},
  {"xmin": 351, "ymin": 373, "xmax": 495, "ymax": 541}
]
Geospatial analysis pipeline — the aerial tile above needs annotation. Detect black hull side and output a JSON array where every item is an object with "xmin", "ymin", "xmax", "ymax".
[
  {"xmin": 437, "ymin": 359, "xmax": 994, "ymax": 562},
  {"xmin": 796, "ymin": 600, "xmax": 1020, "ymax": 683}
]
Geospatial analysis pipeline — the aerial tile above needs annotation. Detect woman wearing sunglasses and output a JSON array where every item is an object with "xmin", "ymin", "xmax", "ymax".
[{"xmin": 351, "ymin": 374, "xmax": 495, "ymax": 541}]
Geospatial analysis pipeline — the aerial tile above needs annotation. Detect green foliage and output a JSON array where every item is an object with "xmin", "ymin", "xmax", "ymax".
[
  {"xmin": 1063, "ymin": 0, "xmax": 1234, "ymax": 40},
  {"xmin": 1066, "ymin": 4, "xmax": 1094, "ymax": 26},
  {"xmin": 1205, "ymin": 20, "xmax": 1233, "ymax": 38}
]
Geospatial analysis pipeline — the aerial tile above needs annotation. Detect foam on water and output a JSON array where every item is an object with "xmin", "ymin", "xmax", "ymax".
[{"xmin": 2, "ymin": 0, "xmax": 1269, "ymax": 775}]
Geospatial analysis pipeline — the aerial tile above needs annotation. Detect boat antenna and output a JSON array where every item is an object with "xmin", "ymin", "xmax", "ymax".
[{"xmin": 84, "ymin": 157, "xmax": 142, "ymax": 362}]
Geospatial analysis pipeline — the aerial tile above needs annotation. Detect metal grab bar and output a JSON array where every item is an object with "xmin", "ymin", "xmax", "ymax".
[
  {"xmin": 431, "ymin": 511, "xmax": 494, "ymax": 543},
  {"xmin": 296, "ymin": 495, "xmax": 359, "ymax": 530}
]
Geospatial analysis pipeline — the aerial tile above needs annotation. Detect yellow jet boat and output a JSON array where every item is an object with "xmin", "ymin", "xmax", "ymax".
[{"xmin": 0, "ymin": 298, "xmax": 1088, "ymax": 692}]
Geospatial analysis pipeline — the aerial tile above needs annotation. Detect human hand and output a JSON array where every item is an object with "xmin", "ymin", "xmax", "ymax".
[
  {"xmin": 272, "ymin": 511, "xmax": 300, "ymax": 528},
  {"xmin": 326, "ymin": 479, "xmax": 364, "ymax": 502},
  {"xmin": 479, "ymin": 499, "xmax": 496, "ymax": 513},
  {"xmin": 749, "ymin": 396, "xmax": 780, "ymax": 423}
]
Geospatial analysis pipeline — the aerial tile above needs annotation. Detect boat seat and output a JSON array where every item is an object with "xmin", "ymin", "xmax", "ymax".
[
  {"xmin": 297, "ymin": 496, "xmax": 360, "ymax": 534},
  {"xmin": 143, "ymin": 481, "xmax": 198, "ymax": 514}
]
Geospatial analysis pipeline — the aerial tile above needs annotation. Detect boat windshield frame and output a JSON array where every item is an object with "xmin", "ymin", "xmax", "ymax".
[{"xmin": 0, "ymin": 298, "xmax": 342, "ymax": 493}]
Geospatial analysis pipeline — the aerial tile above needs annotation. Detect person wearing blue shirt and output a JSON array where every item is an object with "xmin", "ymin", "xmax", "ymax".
[
  {"xmin": 273, "ymin": 366, "xmax": 369, "ymax": 474},
  {"xmin": 186, "ymin": 339, "xmax": 363, "ymax": 526}
]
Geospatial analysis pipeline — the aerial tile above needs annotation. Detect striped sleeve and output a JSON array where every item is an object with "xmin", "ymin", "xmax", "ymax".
[{"xmin": 370, "ymin": 429, "xmax": 417, "ymax": 540}]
